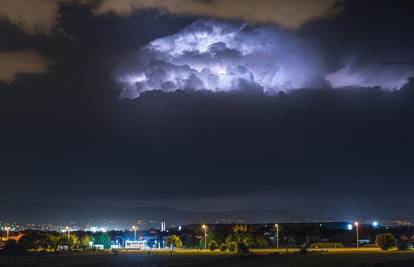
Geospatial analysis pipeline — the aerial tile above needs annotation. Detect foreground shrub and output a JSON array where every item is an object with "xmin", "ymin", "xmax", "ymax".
[
  {"xmin": 166, "ymin": 235, "xmax": 183, "ymax": 248},
  {"xmin": 209, "ymin": 240, "xmax": 218, "ymax": 251},
  {"xmin": 219, "ymin": 243, "xmax": 227, "ymax": 252},
  {"xmin": 376, "ymin": 233, "xmax": 395, "ymax": 250},
  {"xmin": 397, "ymin": 235, "xmax": 410, "ymax": 251},
  {"xmin": 228, "ymin": 242, "xmax": 238, "ymax": 252}
]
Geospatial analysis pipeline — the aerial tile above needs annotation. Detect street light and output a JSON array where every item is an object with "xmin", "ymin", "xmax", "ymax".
[
  {"xmin": 4, "ymin": 227, "xmax": 10, "ymax": 239},
  {"xmin": 65, "ymin": 226, "xmax": 70, "ymax": 239},
  {"xmin": 202, "ymin": 225, "xmax": 208, "ymax": 250},
  {"xmin": 354, "ymin": 222, "xmax": 359, "ymax": 248},
  {"xmin": 274, "ymin": 224, "xmax": 280, "ymax": 249},
  {"xmin": 132, "ymin": 225, "xmax": 137, "ymax": 241}
]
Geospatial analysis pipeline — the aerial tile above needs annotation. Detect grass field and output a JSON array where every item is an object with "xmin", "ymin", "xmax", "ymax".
[{"xmin": 1, "ymin": 248, "xmax": 414, "ymax": 267}]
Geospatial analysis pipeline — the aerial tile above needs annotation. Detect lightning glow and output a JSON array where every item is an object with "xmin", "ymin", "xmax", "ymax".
[
  {"xmin": 117, "ymin": 20, "xmax": 324, "ymax": 98},
  {"xmin": 117, "ymin": 20, "xmax": 414, "ymax": 98}
]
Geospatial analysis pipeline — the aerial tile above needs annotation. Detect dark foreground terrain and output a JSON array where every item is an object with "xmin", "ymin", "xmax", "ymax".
[{"xmin": 1, "ymin": 250, "xmax": 414, "ymax": 267}]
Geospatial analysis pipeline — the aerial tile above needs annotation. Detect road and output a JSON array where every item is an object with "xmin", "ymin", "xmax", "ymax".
[{"xmin": 1, "ymin": 249, "xmax": 414, "ymax": 267}]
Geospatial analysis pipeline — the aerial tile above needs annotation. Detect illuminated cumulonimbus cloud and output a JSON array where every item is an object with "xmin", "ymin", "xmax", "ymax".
[
  {"xmin": 117, "ymin": 20, "xmax": 326, "ymax": 98},
  {"xmin": 117, "ymin": 19, "xmax": 414, "ymax": 98},
  {"xmin": 326, "ymin": 58, "xmax": 414, "ymax": 90}
]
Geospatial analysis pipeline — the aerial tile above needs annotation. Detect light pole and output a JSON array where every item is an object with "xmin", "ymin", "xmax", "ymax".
[
  {"xmin": 275, "ymin": 224, "xmax": 279, "ymax": 249},
  {"xmin": 202, "ymin": 225, "xmax": 207, "ymax": 250},
  {"xmin": 132, "ymin": 225, "xmax": 137, "ymax": 241},
  {"xmin": 354, "ymin": 222, "xmax": 359, "ymax": 248},
  {"xmin": 65, "ymin": 226, "xmax": 70, "ymax": 239},
  {"xmin": 5, "ymin": 227, "xmax": 10, "ymax": 239}
]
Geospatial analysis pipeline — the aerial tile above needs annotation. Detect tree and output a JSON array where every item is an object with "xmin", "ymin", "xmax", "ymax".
[
  {"xmin": 184, "ymin": 234, "xmax": 199, "ymax": 248},
  {"xmin": 199, "ymin": 232, "xmax": 215, "ymax": 250},
  {"xmin": 18, "ymin": 231, "xmax": 50, "ymax": 250},
  {"xmin": 93, "ymin": 233, "xmax": 111, "ymax": 249},
  {"xmin": 209, "ymin": 240, "xmax": 218, "ymax": 251},
  {"xmin": 225, "ymin": 232, "xmax": 254, "ymax": 248},
  {"xmin": 254, "ymin": 234, "xmax": 269, "ymax": 248},
  {"xmin": 166, "ymin": 235, "xmax": 183, "ymax": 248},
  {"xmin": 397, "ymin": 235, "xmax": 410, "ymax": 251},
  {"xmin": 376, "ymin": 233, "xmax": 395, "ymax": 250},
  {"xmin": 0, "ymin": 241, "xmax": 28, "ymax": 256},
  {"xmin": 58, "ymin": 235, "xmax": 79, "ymax": 250},
  {"xmin": 228, "ymin": 242, "xmax": 238, "ymax": 252},
  {"xmin": 219, "ymin": 243, "xmax": 227, "ymax": 252},
  {"xmin": 79, "ymin": 235, "xmax": 92, "ymax": 250}
]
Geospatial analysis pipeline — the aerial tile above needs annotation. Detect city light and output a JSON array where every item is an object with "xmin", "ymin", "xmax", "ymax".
[
  {"xmin": 4, "ymin": 226, "xmax": 10, "ymax": 239},
  {"xmin": 65, "ymin": 226, "xmax": 70, "ymax": 239},
  {"xmin": 131, "ymin": 225, "xmax": 138, "ymax": 241},
  {"xmin": 372, "ymin": 221, "xmax": 379, "ymax": 227},
  {"xmin": 347, "ymin": 224, "xmax": 353, "ymax": 230}
]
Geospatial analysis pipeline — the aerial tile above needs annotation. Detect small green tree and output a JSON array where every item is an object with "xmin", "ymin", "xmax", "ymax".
[
  {"xmin": 58, "ymin": 235, "xmax": 79, "ymax": 250},
  {"xmin": 199, "ymin": 232, "xmax": 215, "ymax": 250},
  {"xmin": 69, "ymin": 235, "xmax": 79, "ymax": 250},
  {"xmin": 166, "ymin": 235, "xmax": 183, "ymax": 248},
  {"xmin": 46, "ymin": 233, "xmax": 60, "ymax": 250},
  {"xmin": 254, "ymin": 234, "xmax": 269, "ymax": 248},
  {"xmin": 397, "ymin": 235, "xmax": 410, "ymax": 251},
  {"xmin": 79, "ymin": 235, "xmax": 92, "ymax": 250},
  {"xmin": 93, "ymin": 233, "xmax": 111, "ymax": 249},
  {"xmin": 225, "ymin": 232, "xmax": 254, "ymax": 248},
  {"xmin": 376, "ymin": 233, "xmax": 395, "ymax": 250},
  {"xmin": 228, "ymin": 242, "xmax": 238, "ymax": 252},
  {"xmin": 209, "ymin": 240, "xmax": 218, "ymax": 251},
  {"xmin": 184, "ymin": 235, "xmax": 199, "ymax": 248},
  {"xmin": 219, "ymin": 243, "xmax": 227, "ymax": 252}
]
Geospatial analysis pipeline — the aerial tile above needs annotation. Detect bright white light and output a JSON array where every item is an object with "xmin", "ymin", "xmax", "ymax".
[
  {"xmin": 88, "ymin": 226, "xmax": 106, "ymax": 233},
  {"xmin": 347, "ymin": 224, "xmax": 353, "ymax": 231},
  {"xmin": 372, "ymin": 221, "xmax": 379, "ymax": 227}
]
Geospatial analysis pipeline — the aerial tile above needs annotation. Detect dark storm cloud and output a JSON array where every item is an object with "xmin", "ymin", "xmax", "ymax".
[
  {"xmin": 1, "ymin": 0, "xmax": 414, "ymax": 221},
  {"xmin": 0, "ymin": 50, "xmax": 49, "ymax": 83},
  {"xmin": 0, "ymin": 0, "xmax": 59, "ymax": 35},
  {"xmin": 302, "ymin": 0, "xmax": 414, "ymax": 89},
  {"xmin": 93, "ymin": 0, "xmax": 342, "ymax": 29}
]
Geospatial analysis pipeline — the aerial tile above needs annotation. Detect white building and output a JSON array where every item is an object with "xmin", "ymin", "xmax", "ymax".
[{"xmin": 125, "ymin": 240, "xmax": 148, "ymax": 250}]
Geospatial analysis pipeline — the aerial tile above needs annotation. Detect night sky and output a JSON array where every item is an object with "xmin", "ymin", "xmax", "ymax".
[{"xmin": 1, "ymin": 0, "xmax": 414, "ymax": 223}]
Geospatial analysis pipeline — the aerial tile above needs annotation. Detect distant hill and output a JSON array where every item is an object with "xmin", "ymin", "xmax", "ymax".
[{"xmin": 0, "ymin": 200, "xmax": 307, "ymax": 228}]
